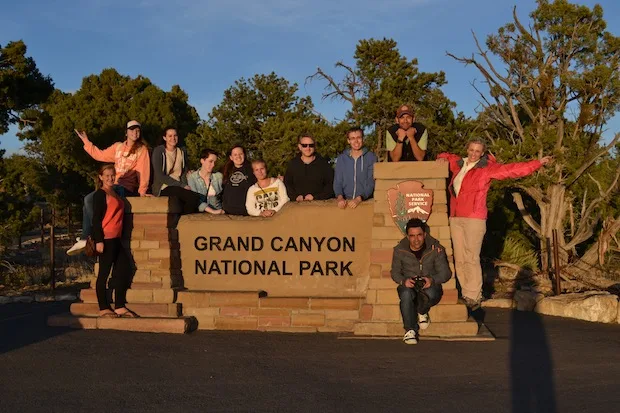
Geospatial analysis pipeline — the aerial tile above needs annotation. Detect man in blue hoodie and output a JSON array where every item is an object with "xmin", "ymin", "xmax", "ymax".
[{"xmin": 333, "ymin": 127, "xmax": 378, "ymax": 209}]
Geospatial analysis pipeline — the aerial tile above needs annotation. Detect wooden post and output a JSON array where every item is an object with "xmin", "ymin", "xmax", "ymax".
[
  {"xmin": 67, "ymin": 205, "xmax": 73, "ymax": 241},
  {"xmin": 50, "ymin": 207, "xmax": 56, "ymax": 293},
  {"xmin": 552, "ymin": 229, "xmax": 562, "ymax": 295},
  {"xmin": 40, "ymin": 208, "xmax": 45, "ymax": 246}
]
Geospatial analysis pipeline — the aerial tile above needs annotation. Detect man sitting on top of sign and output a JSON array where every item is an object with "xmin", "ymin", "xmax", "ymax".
[
  {"xmin": 246, "ymin": 159, "xmax": 290, "ymax": 217},
  {"xmin": 391, "ymin": 218, "xmax": 451, "ymax": 345},
  {"xmin": 386, "ymin": 104, "xmax": 428, "ymax": 162}
]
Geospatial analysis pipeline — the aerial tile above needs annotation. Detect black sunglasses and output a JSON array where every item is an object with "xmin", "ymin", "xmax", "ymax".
[{"xmin": 300, "ymin": 143, "xmax": 315, "ymax": 148}]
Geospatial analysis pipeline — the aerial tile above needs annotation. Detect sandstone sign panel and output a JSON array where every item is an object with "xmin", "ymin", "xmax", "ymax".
[{"xmin": 177, "ymin": 202, "xmax": 373, "ymax": 296}]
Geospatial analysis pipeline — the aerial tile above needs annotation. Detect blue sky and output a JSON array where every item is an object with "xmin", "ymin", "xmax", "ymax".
[{"xmin": 1, "ymin": 0, "xmax": 618, "ymax": 155}]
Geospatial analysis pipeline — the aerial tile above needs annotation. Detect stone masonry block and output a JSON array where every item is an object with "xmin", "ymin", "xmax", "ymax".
[
  {"xmin": 149, "ymin": 248, "xmax": 172, "ymax": 259},
  {"xmin": 372, "ymin": 226, "xmax": 404, "ymax": 241},
  {"xmin": 372, "ymin": 305, "xmax": 401, "ymax": 321},
  {"xmin": 215, "ymin": 316, "xmax": 258, "ymax": 330},
  {"xmin": 324, "ymin": 310, "xmax": 360, "ymax": 320},
  {"xmin": 365, "ymin": 290, "xmax": 377, "ymax": 304},
  {"xmin": 130, "ymin": 228, "xmax": 145, "ymax": 240},
  {"xmin": 152, "ymin": 289, "xmax": 175, "ymax": 303},
  {"xmin": 370, "ymin": 264, "xmax": 382, "ymax": 278},
  {"xmin": 373, "ymin": 213, "xmax": 385, "ymax": 227},
  {"xmin": 370, "ymin": 248, "xmax": 393, "ymax": 264},
  {"xmin": 260, "ymin": 297, "xmax": 309, "ymax": 309},
  {"xmin": 219, "ymin": 307, "xmax": 252, "ymax": 317},
  {"xmin": 126, "ymin": 289, "xmax": 153, "ymax": 303},
  {"xmin": 376, "ymin": 289, "xmax": 399, "ymax": 305},
  {"xmin": 374, "ymin": 162, "xmax": 449, "ymax": 180},
  {"xmin": 309, "ymin": 298, "xmax": 360, "ymax": 310},
  {"xmin": 140, "ymin": 240, "xmax": 160, "ymax": 250},
  {"xmin": 250, "ymin": 308, "xmax": 292, "ymax": 317},
  {"xmin": 258, "ymin": 316, "xmax": 291, "ymax": 327},
  {"xmin": 360, "ymin": 304, "xmax": 373, "ymax": 321},
  {"xmin": 427, "ymin": 213, "xmax": 449, "ymax": 227},
  {"xmin": 291, "ymin": 313, "xmax": 326, "ymax": 327},
  {"xmin": 369, "ymin": 278, "xmax": 396, "ymax": 290},
  {"xmin": 210, "ymin": 292, "xmax": 259, "ymax": 307},
  {"xmin": 321, "ymin": 319, "xmax": 356, "ymax": 332}
]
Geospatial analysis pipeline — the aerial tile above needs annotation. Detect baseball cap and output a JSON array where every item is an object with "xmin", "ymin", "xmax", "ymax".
[
  {"xmin": 126, "ymin": 120, "xmax": 141, "ymax": 129},
  {"xmin": 396, "ymin": 105, "xmax": 414, "ymax": 118}
]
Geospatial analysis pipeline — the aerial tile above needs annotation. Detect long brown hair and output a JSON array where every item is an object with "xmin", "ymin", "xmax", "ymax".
[
  {"xmin": 222, "ymin": 145, "xmax": 250, "ymax": 183},
  {"xmin": 95, "ymin": 164, "xmax": 116, "ymax": 189},
  {"xmin": 125, "ymin": 128, "xmax": 148, "ymax": 157}
]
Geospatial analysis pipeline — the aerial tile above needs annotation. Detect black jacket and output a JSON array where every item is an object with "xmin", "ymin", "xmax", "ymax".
[
  {"xmin": 284, "ymin": 154, "xmax": 334, "ymax": 200},
  {"xmin": 390, "ymin": 234, "xmax": 451, "ymax": 286}
]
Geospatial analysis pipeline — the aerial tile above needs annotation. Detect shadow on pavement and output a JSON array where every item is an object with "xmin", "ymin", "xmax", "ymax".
[
  {"xmin": 0, "ymin": 301, "xmax": 72, "ymax": 354},
  {"xmin": 510, "ymin": 309, "xmax": 557, "ymax": 413}
]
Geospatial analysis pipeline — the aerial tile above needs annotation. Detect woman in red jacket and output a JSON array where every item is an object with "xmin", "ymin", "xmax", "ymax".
[
  {"xmin": 92, "ymin": 164, "xmax": 138, "ymax": 318},
  {"xmin": 436, "ymin": 138, "xmax": 552, "ymax": 308}
]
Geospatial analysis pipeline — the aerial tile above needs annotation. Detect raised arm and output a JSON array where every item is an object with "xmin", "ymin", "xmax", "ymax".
[
  {"xmin": 76, "ymin": 130, "xmax": 117, "ymax": 162},
  {"xmin": 489, "ymin": 156, "xmax": 551, "ymax": 181}
]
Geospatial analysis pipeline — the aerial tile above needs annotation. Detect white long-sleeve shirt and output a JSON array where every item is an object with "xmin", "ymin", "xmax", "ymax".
[{"xmin": 245, "ymin": 178, "xmax": 289, "ymax": 216}]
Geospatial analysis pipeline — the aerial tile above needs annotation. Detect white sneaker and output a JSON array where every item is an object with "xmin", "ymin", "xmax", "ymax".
[
  {"xmin": 418, "ymin": 313, "xmax": 430, "ymax": 330},
  {"xmin": 403, "ymin": 329, "xmax": 417, "ymax": 345},
  {"xmin": 67, "ymin": 238, "xmax": 87, "ymax": 256}
]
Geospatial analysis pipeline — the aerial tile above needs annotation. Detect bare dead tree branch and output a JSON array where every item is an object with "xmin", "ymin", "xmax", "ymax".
[{"xmin": 511, "ymin": 192, "xmax": 543, "ymax": 235}]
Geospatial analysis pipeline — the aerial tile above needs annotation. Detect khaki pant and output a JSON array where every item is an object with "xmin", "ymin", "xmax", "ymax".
[{"xmin": 449, "ymin": 217, "xmax": 486, "ymax": 301}]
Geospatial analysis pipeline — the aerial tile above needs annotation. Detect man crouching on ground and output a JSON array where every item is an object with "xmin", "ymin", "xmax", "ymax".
[{"xmin": 391, "ymin": 218, "xmax": 452, "ymax": 345}]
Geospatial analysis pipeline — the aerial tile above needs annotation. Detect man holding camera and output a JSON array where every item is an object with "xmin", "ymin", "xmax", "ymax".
[{"xmin": 391, "ymin": 218, "xmax": 451, "ymax": 344}]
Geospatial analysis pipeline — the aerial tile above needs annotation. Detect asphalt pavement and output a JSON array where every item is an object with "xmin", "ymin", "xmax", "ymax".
[{"xmin": 1, "ymin": 302, "xmax": 618, "ymax": 413}]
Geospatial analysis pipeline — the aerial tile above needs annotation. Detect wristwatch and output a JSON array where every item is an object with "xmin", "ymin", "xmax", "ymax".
[{"xmin": 396, "ymin": 139, "xmax": 404, "ymax": 144}]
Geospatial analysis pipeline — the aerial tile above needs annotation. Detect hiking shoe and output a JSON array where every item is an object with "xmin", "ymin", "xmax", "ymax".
[
  {"xmin": 67, "ymin": 238, "xmax": 86, "ymax": 256},
  {"xmin": 403, "ymin": 329, "xmax": 418, "ymax": 345},
  {"xmin": 418, "ymin": 313, "xmax": 430, "ymax": 330},
  {"xmin": 463, "ymin": 297, "xmax": 481, "ymax": 310}
]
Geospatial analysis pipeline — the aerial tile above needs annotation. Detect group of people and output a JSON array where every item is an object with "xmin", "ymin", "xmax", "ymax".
[{"xmin": 67, "ymin": 104, "xmax": 552, "ymax": 342}]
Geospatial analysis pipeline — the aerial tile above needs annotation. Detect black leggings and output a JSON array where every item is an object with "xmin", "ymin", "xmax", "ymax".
[
  {"xmin": 96, "ymin": 238, "xmax": 131, "ymax": 311},
  {"xmin": 161, "ymin": 186, "xmax": 201, "ymax": 214}
]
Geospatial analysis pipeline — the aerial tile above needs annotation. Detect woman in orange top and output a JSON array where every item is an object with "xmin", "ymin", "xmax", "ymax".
[
  {"xmin": 68, "ymin": 120, "xmax": 151, "ymax": 255},
  {"xmin": 92, "ymin": 164, "xmax": 137, "ymax": 318}
]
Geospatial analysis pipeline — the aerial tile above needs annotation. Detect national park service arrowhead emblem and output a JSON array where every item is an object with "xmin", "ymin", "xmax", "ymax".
[{"xmin": 387, "ymin": 181, "xmax": 434, "ymax": 235}]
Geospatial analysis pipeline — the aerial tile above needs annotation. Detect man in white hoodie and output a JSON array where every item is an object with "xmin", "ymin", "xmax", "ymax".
[{"xmin": 246, "ymin": 160, "xmax": 290, "ymax": 217}]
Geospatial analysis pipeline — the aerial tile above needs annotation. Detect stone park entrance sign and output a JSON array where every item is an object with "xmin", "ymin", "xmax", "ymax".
[
  {"xmin": 177, "ymin": 202, "xmax": 373, "ymax": 296},
  {"xmin": 387, "ymin": 181, "xmax": 434, "ymax": 234}
]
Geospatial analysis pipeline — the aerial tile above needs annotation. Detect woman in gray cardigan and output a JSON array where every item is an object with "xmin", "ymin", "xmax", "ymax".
[{"xmin": 151, "ymin": 127, "xmax": 201, "ymax": 214}]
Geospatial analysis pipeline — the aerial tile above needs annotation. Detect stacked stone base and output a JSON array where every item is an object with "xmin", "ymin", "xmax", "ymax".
[
  {"xmin": 176, "ymin": 289, "xmax": 479, "ymax": 337},
  {"xmin": 47, "ymin": 198, "xmax": 195, "ymax": 334},
  {"xmin": 47, "ymin": 283, "xmax": 197, "ymax": 334}
]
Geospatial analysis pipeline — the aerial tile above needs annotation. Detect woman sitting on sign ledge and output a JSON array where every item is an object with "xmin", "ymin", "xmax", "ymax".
[
  {"xmin": 68, "ymin": 120, "xmax": 151, "ymax": 256},
  {"xmin": 187, "ymin": 148, "xmax": 224, "ymax": 214},
  {"xmin": 246, "ymin": 160, "xmax": 289, "ymax": 217},
  {"xmin": 151, "ymin": 127, "xmax": 202, "ymax": 214},
  {"xmin": 221, "ymin": 145, "xmax": 256, "ymax": 216},
  {"xmin": 436, "ymin": 138, "xmax": 552, "ymax": 309}
]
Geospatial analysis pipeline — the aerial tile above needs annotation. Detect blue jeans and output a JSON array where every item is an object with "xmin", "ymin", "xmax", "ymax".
[
  {"xmin": 397, "ymin": 284, "xmax": 443, "ymax": 332},
  {"xmin": 82, "ymin": 185, "xmax": 134, "ymax": 238}
]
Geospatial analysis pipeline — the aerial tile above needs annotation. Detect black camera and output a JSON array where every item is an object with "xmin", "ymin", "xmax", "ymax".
[{"xmin": 412, "ymin": 276, "xmax": 426, "ymax": 290}]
